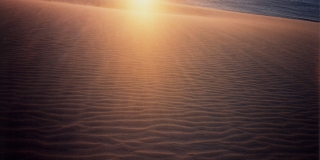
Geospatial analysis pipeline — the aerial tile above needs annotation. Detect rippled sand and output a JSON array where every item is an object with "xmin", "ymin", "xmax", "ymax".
[{"xmin": 0, "ymin": 0, "xmax": 319, "ymax": 159}]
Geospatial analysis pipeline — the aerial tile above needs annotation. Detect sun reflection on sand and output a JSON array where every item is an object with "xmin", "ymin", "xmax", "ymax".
[
  {"xmin": 128, "ymin": 0, "xmax": 157, "ymax": 12},
  {"xmin": 107, "ymin": 6, "xmax": 176, "ymax": 104}
]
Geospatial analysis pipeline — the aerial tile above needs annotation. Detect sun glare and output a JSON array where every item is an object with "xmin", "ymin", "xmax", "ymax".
[{"xmin": 130, "ymin": 0, "xmax": 155, "ymax": 12}]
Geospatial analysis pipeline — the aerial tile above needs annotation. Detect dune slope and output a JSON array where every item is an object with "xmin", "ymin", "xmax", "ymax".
[{"xmin": 0, "ymin": 0, "xmax": 319, "ymax": 159}]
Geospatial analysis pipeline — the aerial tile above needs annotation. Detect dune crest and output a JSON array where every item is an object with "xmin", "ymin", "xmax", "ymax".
[{"xmin": 37, "ymin": 0, "xmax": 248, "ymax": 18}]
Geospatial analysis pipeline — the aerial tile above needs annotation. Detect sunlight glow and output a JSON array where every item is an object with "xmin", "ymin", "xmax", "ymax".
[{"xmin": 129, "ymin": 0, "xmax": 155, "ymax": 12}]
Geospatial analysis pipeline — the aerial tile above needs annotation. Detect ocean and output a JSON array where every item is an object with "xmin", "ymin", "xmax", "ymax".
[{"xmin": 182, "ymin": 0, "xmax": 319, "ymax": 21}]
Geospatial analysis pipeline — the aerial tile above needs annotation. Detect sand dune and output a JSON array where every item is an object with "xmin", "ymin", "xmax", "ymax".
[{"xmin": 0, "ymin": 0, "xmax": 319, "ymax": 159}]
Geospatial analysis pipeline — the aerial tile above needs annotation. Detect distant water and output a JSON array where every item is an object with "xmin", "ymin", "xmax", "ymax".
[{"xmin": 183, "ymin": 0, "xmax": 319, "ymax": 21}]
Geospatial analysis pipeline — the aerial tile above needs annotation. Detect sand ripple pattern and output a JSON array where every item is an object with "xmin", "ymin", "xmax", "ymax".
[{"xmin": 0, "ymin": 0, "xmax": 318, "ymax": 159}]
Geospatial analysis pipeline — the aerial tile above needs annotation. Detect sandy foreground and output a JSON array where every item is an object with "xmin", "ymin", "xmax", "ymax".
[{"xmin": 0, "ymin": 0, "xmax": 319, "ymax": 159}]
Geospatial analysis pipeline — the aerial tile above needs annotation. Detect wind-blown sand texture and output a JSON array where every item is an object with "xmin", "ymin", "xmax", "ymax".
[{"xmin": 0, "ymin": 0, "xmax": 319, "ymax": 159}]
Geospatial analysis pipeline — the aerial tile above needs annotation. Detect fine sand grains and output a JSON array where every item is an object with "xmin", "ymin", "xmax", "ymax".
[{"xmin": 0, "ymin": 0, "xmax": 319, "ymax": 159}]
